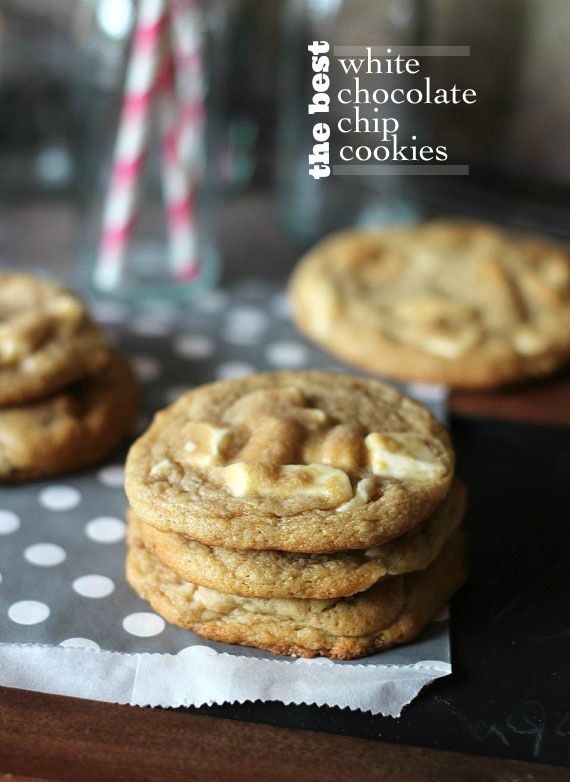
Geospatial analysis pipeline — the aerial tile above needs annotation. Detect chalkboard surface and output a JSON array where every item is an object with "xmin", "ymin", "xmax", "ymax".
[{"xmin": 190, "ymin": 417, "xmax": 570, "ymax": 768}]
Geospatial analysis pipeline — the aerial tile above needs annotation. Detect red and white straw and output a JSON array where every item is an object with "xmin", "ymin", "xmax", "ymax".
[
  {"xmin": 153, "ymin": 0, "xmax": 204, "ymax": 282},
  {"xmin": 171, "ymin": 0, "xmax": 205, "ymax": 173},
  {"xmin": 96, "ymin": 0, "xmax": 205, "ymax": 290},
  {"xmin": 96, "ymin": 0, "xmax": 167, "ymax": 290},
  {"xmin": 159, "ymin": 48, "xmax": 201, "ymax": 282}
]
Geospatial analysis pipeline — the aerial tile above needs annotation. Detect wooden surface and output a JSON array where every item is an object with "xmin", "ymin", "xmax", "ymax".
[
  {"xmin": 1, "ymin": 686, "xmax": 568, "ymax": 782},
  {"xmin": 451, "ymin": 372, "xmax": 570, "ymax": 427}
]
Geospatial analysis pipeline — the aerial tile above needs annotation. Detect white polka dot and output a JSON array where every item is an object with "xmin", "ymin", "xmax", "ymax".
[
  {"xmin": 407, "ymin": 383, "xmax": 447, "ymax": 403},
  {"xmin": 24, "ymin": 543, "xmax": 66, "ymax": 567},
  {"xmin": 265, "ymin": 341, "xmax": 309, "ymax": 369},
  {"xmin": 97, "ymin": 464, "xmax": 125, "ymax": 488},
  {"xmin": 39, "ymin": 485, "xmax": 81, "ymax": 511},
  {"xmin": 86, "ymin": 517, "xmax": 126, "ymax": 544},
  {"xmin": 173, "ymin": 334, "xmax": 214, "ymax": 359},
  {"xmin": 0, "ymin": 510, "xmax": 20, "ymax": 535},
  {"xmin": 91, "ymin": 300, "xmax": 128, "ymax": 324},
  {"xmin": 227, "ymin": 306, "xmax": 268, "ymax": 330},
  {"xmin": 215, "ymin": 361, "xmax": 256, "ymax": 380},
  {"xmin": 60, "ymin": 637, "xmax": 100, "ymax": 650},
  {"xmin": 123, "ymin": 612, "xmax": 165, "ymax": 637},
  {"xmin": 272, "ymin": 291, "xmax": 292, "ymax": 320},
  {"xmin": 8, "ymin": 600, "xmax": 50, "ymax": 625},
  {"xmin": 72, "ymin": 575, "xmax": 115, "ymax": 598},
  {"xmin": 223, "ymin": 307, "xmax": 269, "ymax": 345},
  {"xmin": 433, "ymin": 606, "xmax": 450, "ymax": 622},
  {"xmin": 129, "ymin": 318, "xmax": 171, "ymax": 337},
  {"xmin": 164, "ymin": 386, "xmax": 193, "ymax": 405},
  {"xmin": 132, "ymin": 356, "xmax": 161, "ymax": 383},
  {"xmin": 194, "ymin": 289, "xmax": 228, "ymax": 313}
]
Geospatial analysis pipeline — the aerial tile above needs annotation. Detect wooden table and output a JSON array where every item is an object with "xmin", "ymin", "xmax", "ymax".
[
  {"xmin": 451, "ymin": 372, "xmax": 570, "ymax": 429},
  {"xmin": 1, "ymin": 686, "xmax": 568, "ymax": 781}
]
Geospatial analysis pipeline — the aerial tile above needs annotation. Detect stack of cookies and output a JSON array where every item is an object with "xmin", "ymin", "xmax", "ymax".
[
  {"xmin": 0, "ymin": 273, "xmax": 137, "ymax": 482},
  {"xmin": 125, "ymin": 371, "xmax": 466, "ymax": 659},
  {"xmin": 289, "ymin": 221, "xmax": 570, "ymax": 389}
]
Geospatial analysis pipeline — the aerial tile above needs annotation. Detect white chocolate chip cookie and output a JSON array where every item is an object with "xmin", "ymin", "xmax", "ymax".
[
  {"xmin": 0, "ymin": 351, "xmax": 137, "ymax": 482},
  {"xmin": 125, "ymin": 371, "xmax": 454, "ymax": 552},
  {"xmin": 0, "ymin": 274, "xmax": 110, "ymax": 405},
  {"xmin": 289, "ymin": 221, "xmax": 570, "ymax": 389}
]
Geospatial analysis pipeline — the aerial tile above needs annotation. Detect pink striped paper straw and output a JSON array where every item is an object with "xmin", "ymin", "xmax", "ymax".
[
  {"xmin": 157, "ymin": 0, "xmax": 204, "ymax": 282},
  {"xmin": 95, "ymin": 0, "xmax": 167, "ymax": 292},
  {"xmin": 159, "ymin": 48, "xmax": 201, "ymax": 282},
  {"xmin": 170, "ymin": 0, "xmax": 205, "ymax": 173}
]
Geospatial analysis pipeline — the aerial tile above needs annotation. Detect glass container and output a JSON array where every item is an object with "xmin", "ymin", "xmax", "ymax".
[{"xmin": 73, "ymin": 0, "xmax": 238, "ymax": 302}]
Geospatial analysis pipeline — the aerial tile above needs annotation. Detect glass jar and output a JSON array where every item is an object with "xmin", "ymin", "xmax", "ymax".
[
  {"xmin": 0, "ymin": 0, "xmax": 77, "ymax": 199},
  {"xmin": 277, "ymin": 0, "xmax": 426, "ymax": 249},
  {"xmin": 73, "ymin": 0, "xmax": 238, "ymax": 302}
]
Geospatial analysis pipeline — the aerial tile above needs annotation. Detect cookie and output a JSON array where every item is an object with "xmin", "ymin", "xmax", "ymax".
[
  {"xmin": 125, "ymin": 371, "xmax": 454, "ymax": 552},
  {"xmin": 131, "ymin": 480, "xmax": 465, "ymax": 599},
  {"xmin": 0, "ymin": 273, "xmax": 110, "ymax": 405},
  {"xmin": 126, "ymin": 523, "xmax": 467, "ymax": 659},
  {"xmin": 0, "ymin": 351, "xmax": 137, "ymax": 482},
  {"xmin": 289, "ymin": 221, "xmax": 570, "ymax": 389}
]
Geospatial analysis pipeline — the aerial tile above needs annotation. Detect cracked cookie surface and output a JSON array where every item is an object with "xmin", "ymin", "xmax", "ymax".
[
  {"xmin": 126, "ymin": 522, "xmax": 467, "ymax": 659},
  {"xmin": 289, "ymin": 221, "xmax": 570, "ymax": 389},
  {"xmin": 125, "ymin": 371, "xmax": 454, "ymax": 552},
  {"xmin": 0, "ymin": 273, "xmax": 110, "ymax": 404},
  {"xmin": 0, "ymin": 351, "xmax": 137, "ymax": 482}
]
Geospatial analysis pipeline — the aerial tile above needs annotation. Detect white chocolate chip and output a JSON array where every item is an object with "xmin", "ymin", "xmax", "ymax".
[
  {"xmin": 394, "ymin": 295, "xmax": 483, "ymax": 358},
  {"xmin": 365, "ymin": 432, "xmax": 446, "ymax": 481},
  {"xmin": 543, "ymin": 255, "xmax": 570, "ymax": 289},
  {"xmin": 336, "ymin": 477, "xmax": 374, "ymax": 513},
  {"xmin": 513, "ymin": 326, "xmax": 548, "ymax": 356},
  {"xmin": 149, "ymin": 458, "xmax": 176, "ymax": 478},
  {"xmin": 219, "ymin": 462, "xmax": 250, "ymax": 497},
  {"xmin": 218, "ymin": 462, "xmax": 353, "ymax": 509},
  {"xmin": 419, "ymin": 324, "xmax": 483, "ymax": 359},
  {"xmin": 182, "ymin": 422, "xmax": 230, "ymax": 467}
]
